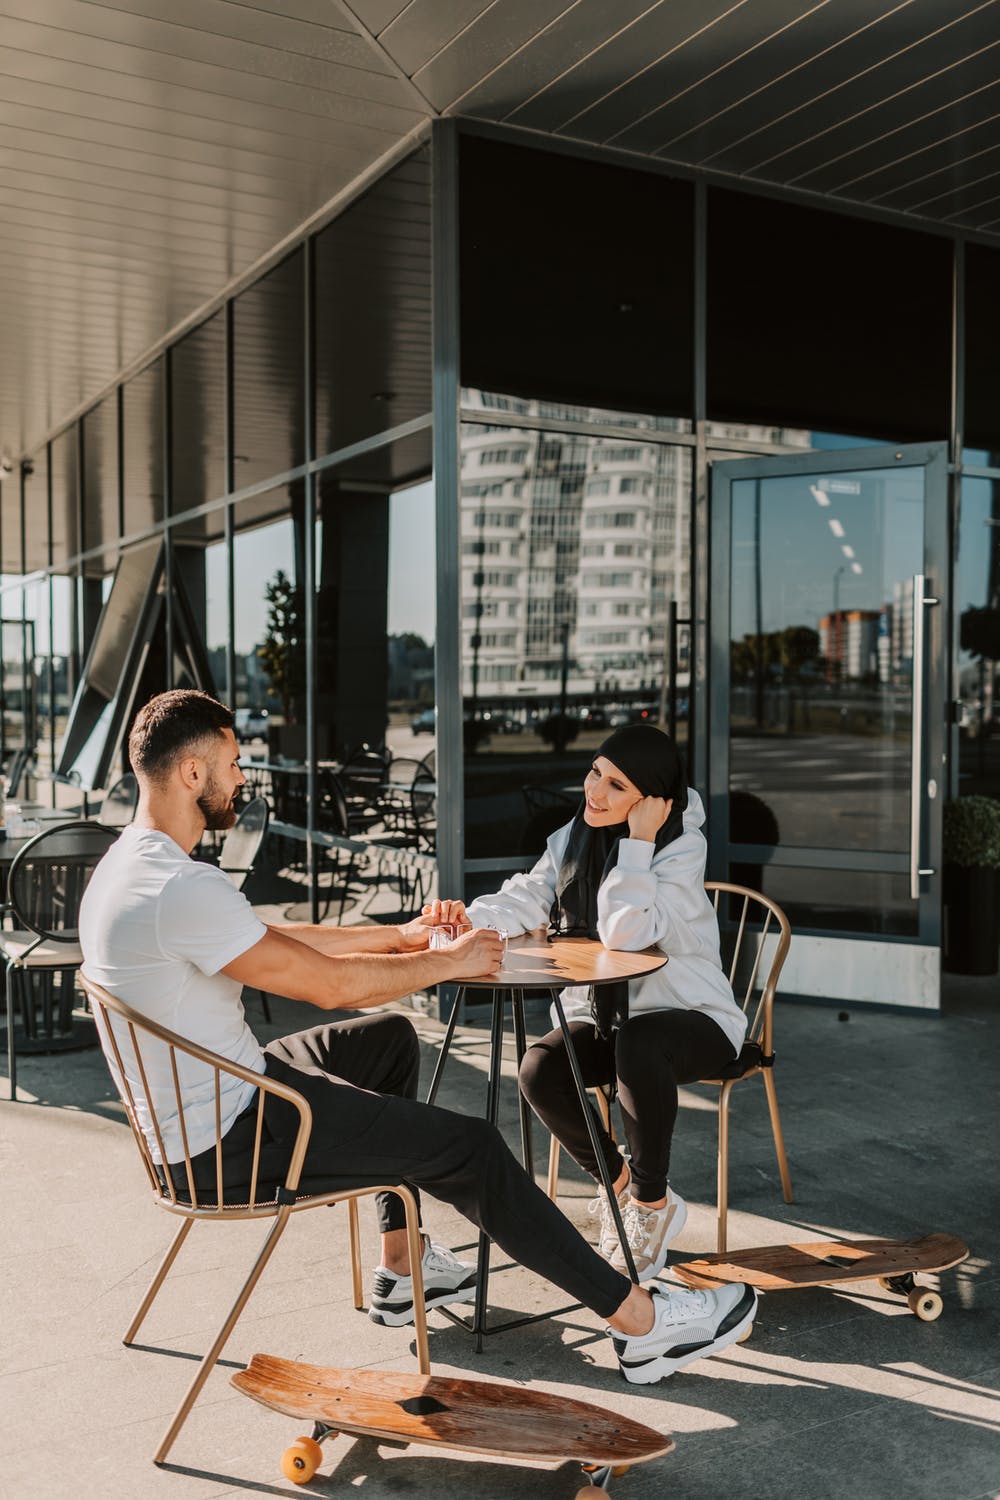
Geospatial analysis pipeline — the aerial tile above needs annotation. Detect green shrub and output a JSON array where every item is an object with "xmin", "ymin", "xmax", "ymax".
[{"xmin": 942, "ymin": 796, "xmax": 1000, "ymax": 870}]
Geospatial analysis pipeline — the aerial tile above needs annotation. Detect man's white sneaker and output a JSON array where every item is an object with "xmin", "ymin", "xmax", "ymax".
[
  {"xmin": 610, "ymin": 1282, "xmax": 757, "ymax": 1384},
  {"xmin": 610, "ymin": 1187, "xmax": 688, "ymax": 1281},
  {"xmin": 368, "ymin": 1238, "xmax": 477, "ymax": 1327}
]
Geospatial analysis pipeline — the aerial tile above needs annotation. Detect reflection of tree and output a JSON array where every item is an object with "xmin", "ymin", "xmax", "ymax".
[
  {"xmin": 387, "ymin": 633, "xmax": 434, "ymax": 703},
  {"xmin": 960, "ymin": 606, "xmax": 1000, "ymax": 662},
  {"xmin": 258, "ymin": 569, "xmax": 305, "ymax": 723},
  {"xmin": 731, "ymin": 626, "xmax": 821, "ymax": 679}
]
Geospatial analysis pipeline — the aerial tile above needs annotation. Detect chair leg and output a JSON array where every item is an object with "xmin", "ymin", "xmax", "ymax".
[
  {"xmin": 124, "ymin": 1218, "xmax": 196, "ymax": 1344},
  {"xmin": 398, "ymin": 1184, "xmax": 430, "ymax": 1376},
  {"xmin": 762, "ymin": 1068, "xmax": 794, "ymax": 1204},
  {"xmin": 5, "ymin": 962, "xmax": 17, "ymax": 1102},
  {"xmin": 348, "ymin": 1196, "xmax": 363, "ymax": 1310},
  {"xmin": 546, "ymin": 1133, "xmax": 561, "ymax": 1202},
  {"xmin": 153, "ymin": 1208, "xmax": 294, "ymax": 1465},
  {"xmin": 546, "ymin": 1087, "xmax": 614, "ymax": 1203},
  {"xmin": 717, "ymin": 1081, "xmax": 735, "ymax": 1255}
]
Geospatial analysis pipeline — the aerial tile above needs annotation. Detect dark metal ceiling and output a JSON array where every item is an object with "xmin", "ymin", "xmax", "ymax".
[{"xmin": 3, "ymin": 0, "xmax": 999, "ymax": 462}]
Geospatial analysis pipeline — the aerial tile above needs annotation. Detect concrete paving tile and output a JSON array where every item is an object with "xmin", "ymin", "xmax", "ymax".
[{"xmin": 4, "ymin": 988, "xmax": 998, "ymax": 1500}]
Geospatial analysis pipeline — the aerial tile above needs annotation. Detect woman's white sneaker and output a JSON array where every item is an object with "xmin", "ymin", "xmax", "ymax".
[
  {"xmin": 610, "ymin": 1282, "xmax": 757, "ymax": 1383},
  {"xmin": 587, "ymin": 1178, "xmax": 632, "ymax": 1260},
  {"xmin": 369, "ymin": 1238, "xmax": 477, "ymax": 1327},
  {"xmin": 610, "ymin": 1187, "xmax": 688, "ymax": 1281}
]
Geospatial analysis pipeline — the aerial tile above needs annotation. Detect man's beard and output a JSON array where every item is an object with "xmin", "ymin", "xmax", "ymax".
[{"xmin": 197, "ymin": 777, "xmax": 239, "ymax": 831}]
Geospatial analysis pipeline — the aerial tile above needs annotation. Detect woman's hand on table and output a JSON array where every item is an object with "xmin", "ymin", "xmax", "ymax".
[
  {"xmin": 396, "ymin": 897, "xmax": 471, "ymax": 951},
  {"xmin": 421, "ymin": 897, "xmax": 470, "ymax": 929},
  {"xmin": 627, "ymin": 795, "xmax": 672, "ymax": 844}
]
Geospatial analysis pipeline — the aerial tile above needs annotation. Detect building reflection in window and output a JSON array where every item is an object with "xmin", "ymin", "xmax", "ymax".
[{"xmin": 459, "ymin": 394, "xmax": 692, "ymax": 860}]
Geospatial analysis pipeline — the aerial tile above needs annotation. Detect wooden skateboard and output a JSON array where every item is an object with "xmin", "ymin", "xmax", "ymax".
[
  {"xmin": 673, "ymin": 1232, "xmax": 969, "ymax": 1323},
  {"xmin": 232, "ymin": 1352, "xmax": 674, "ymax": 1495}
]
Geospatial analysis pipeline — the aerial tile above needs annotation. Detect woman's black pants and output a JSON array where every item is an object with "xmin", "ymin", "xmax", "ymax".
[{"xmin": 519, "ymin": 1009, "xmax": 737, "ymax": 1203}]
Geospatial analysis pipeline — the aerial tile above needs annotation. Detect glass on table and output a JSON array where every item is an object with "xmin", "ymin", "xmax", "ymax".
[
  {"xmin": 485, "ymin": 925, "xmax": 508, "ymax": 960},
  {"xmin": 428, "ymin": 920, "xmax": 473, "ymax": 950}
]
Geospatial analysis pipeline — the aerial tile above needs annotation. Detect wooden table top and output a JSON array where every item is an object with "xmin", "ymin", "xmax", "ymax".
[{"xmin": 459, "ymin": 930, "xmax": 667, "ymax": 990}]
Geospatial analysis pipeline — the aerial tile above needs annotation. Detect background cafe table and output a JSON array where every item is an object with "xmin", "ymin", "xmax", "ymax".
[{"xmin": 425, "ymin": 932, "xmax": 667, "ymax": 1349}]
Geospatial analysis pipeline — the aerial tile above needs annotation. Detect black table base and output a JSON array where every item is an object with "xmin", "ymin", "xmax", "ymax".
[{"xmin": 426, "ymin": 984, "xmax": 638, "ymax": 1350}]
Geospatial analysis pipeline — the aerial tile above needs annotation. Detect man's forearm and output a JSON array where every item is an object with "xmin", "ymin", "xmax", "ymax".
[
  {"xmin": 272, "ymin": 922, "xmax": 404, "ymax": 956},
  {"xmin": 232, "ymin": 928, "xmax": 452, "ymax": 1010}
]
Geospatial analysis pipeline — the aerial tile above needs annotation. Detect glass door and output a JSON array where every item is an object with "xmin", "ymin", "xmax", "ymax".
[{"xmin": 709, "ymin": 443, "xmax": 948, "ymax": 1007}]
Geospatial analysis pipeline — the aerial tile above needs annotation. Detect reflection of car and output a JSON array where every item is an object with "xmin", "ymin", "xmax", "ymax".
[
  {"xmin": 234, "ymin": 707, "xmax": 269, "ymax": 741},
  {"xmin": 608, "ymin": 706, "xmax": 654, "ymax": 728},
  {"xmin": 482, "ymin": 711, "xmax": 522, "ymax": 733},
  {"xmin": 411, "ymin": 709, "xmax": 436, "ymax": 734}
]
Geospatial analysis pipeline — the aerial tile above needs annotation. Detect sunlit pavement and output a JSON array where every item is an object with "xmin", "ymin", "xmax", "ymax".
[{"xmin": 1, "ymin": 964, "xmax": 997, "ymax": 1500}]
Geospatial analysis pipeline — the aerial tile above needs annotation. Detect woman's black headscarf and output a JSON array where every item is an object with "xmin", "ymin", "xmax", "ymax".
[{"xmin": 550, "ymin": 724, "xmax": 688, "ymax": 1038}]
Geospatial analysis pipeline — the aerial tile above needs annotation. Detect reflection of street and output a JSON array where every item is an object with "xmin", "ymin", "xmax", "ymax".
[{"xmin": 732, "ymin": 733, "xmax": 910, "ymax": 851}]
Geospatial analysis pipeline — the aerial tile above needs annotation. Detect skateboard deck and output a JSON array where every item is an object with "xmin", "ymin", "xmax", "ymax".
[
  {"xmin": 674, "ymin": 1233, "xmax": 968, "ymax": 1321},
  {"xmin": 233, "ymin": 1352, "xmax": 673, "ymax": 1491}
]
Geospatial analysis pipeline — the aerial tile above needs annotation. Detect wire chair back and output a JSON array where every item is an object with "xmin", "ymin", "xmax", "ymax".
[
  {"xmin": 101, "ymin": 772, "xmax": 139, "ymax": 828},
  {"xmin": 7, "ymin": 820, "xmax": 120, "ymax": 944},
  {"xmin": 218, "ymin": 797, "xmax": 270, "ymax": 891},
  {"xmin": 316, "ymin": 767, "xmax": 351, "ymax": 837},
  {"xmin": 705, "ymin": 881, "xmax": 791, "ymax": 1060}
]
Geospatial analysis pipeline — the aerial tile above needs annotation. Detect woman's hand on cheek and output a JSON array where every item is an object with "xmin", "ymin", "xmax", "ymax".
[{"xmin": 627, "ymin": 796, "xmax": 672, "ymax": 843}]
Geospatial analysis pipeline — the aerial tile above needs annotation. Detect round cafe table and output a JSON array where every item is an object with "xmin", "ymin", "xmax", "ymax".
[{"xmin": 425, "ymin": 931, "xmax": 667, "ymax": 1348}]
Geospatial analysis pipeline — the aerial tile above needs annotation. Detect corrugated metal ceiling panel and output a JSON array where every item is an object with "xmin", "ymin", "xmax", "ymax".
[{"xmin": 4, "ymin": 0, "xmax": 1000, "ymax": 464}]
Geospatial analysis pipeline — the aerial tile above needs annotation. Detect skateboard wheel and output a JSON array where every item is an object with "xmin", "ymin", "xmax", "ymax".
[
  {"xmin": 612, "ymin": 1465, "xmax": 630, "ymax": 1477},
  {"xmin": 281, "ymin": 1436, "xmax": 324, "ymax": 1483},
  {"xmin": 577, "ymin": 1489, "xmax": 609, "ymax": 1499},
  {"xmin": 909, "ymin": 1289, "xmax": 943, "ymax": 1322},
  {"xmin": 737, "ymin": 1323, "xmax": 754, "ymax": 1344}
]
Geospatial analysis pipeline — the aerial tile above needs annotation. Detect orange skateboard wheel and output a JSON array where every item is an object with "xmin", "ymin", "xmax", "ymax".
[{"xmin": 281, "ymin": 1435, "xmax": 324, "ymax": 1483}]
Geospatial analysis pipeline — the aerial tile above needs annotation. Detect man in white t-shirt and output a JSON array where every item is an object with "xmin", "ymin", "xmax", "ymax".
[{"xmin": 80, "ymin": 690, "xmax": 754, "ymax": 1381}]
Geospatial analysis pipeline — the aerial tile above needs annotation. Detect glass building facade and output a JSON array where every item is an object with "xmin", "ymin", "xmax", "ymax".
[{"xmin": 1, "ymin": 122, "xmax": 998, "ymax": 1006}]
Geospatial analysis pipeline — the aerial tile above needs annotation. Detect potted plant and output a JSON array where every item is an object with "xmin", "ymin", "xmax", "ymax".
[{"xmin": 942, "ymin": 795, "xmax": 1000, "ymax": 976}]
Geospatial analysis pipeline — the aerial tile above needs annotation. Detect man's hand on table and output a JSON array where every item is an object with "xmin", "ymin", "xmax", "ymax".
[{"xmin": 441, "ymin": 924, "xmax": 504, "ymax": 977}]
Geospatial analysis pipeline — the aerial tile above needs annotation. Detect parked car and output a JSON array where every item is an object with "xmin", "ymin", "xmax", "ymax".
[
  {"xmin": 608, "ymin": 705, "xmax": 654, "ymax": 728},
  {"xmin": 411, "ymin": 708, "xmax": 436, "ymax": 735},
  {"xmin": 482, "ymin": 711, "xmax": 522, "ymax": 733},
  {"xmin": 234, "ymin": 706, "xmax": 269, "ymax": 741}
]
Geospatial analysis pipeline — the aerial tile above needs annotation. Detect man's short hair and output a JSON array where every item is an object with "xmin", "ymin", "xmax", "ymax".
[{"xmin": 128, "ymin": 690, "xmax": 234, "ymax": 782}]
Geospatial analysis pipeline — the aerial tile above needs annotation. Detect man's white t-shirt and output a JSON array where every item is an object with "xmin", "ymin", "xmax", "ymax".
[{"xmin": 79, "ymin": 826, "xmax": 268, "ymax": 1164}]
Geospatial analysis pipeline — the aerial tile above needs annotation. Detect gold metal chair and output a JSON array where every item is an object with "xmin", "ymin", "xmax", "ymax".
[
  {"xmin": 702, "ymin": 881, "xmax": 793, "ymax": 1253},
  {"xmin": 80, "ymin": 975, "xmax": 429, "ymax": 1466},
  {"xmin": 543, "ymin": 882, "xmax": 793, "ymax": 1255}
]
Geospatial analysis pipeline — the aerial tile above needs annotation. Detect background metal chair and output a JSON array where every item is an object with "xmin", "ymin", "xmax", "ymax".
[
  {"xmin": 100, "ymin": 772, "xmax": 139, "ymax": 828},
  {"xmin": 219, "ymin": 796, "xmax": 270, "ymax": 890},
  {"xmin": 79, "ymin": 974, "xmax": 429, "ymax": 1467},
  {"xmin": 543, "ymin": 881, "xmax": 794, "ymax": 1255},
  {"xmin": 339, "ymin": 743, "xmax": 391, "ymax": 835},
  {"xmin": 2, "ymin": 819, "xmax": 120, "ymax": 1100},
  {"xmin": 218, "ymin": 796, "xmax": 272, "ymax": 1020}
]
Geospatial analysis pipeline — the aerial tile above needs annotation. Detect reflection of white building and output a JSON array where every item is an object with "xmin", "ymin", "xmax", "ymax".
[
  {"xmin": 459, "ymin": 394, "xmax": 811, "ymax": 699},
  {"xmin": 892, "ymin": 577, "xmax": 914, "ymax": 678}
]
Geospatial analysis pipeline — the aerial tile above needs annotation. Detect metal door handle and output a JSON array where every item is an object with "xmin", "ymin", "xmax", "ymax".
[{"xmin": 909, "ymin": 574, "xmax": 936, "ymax": 899}]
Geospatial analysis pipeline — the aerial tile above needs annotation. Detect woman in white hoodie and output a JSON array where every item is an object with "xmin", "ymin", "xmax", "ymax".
[{"xmin": 439, "ymin": 724, "xmax": 746, "ymax": 1283}]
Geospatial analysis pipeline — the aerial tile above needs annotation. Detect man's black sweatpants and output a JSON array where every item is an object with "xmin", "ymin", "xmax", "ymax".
[{"xmin": 211, "ymin": 1010, "xmax": 631, "ymax": 1321}]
